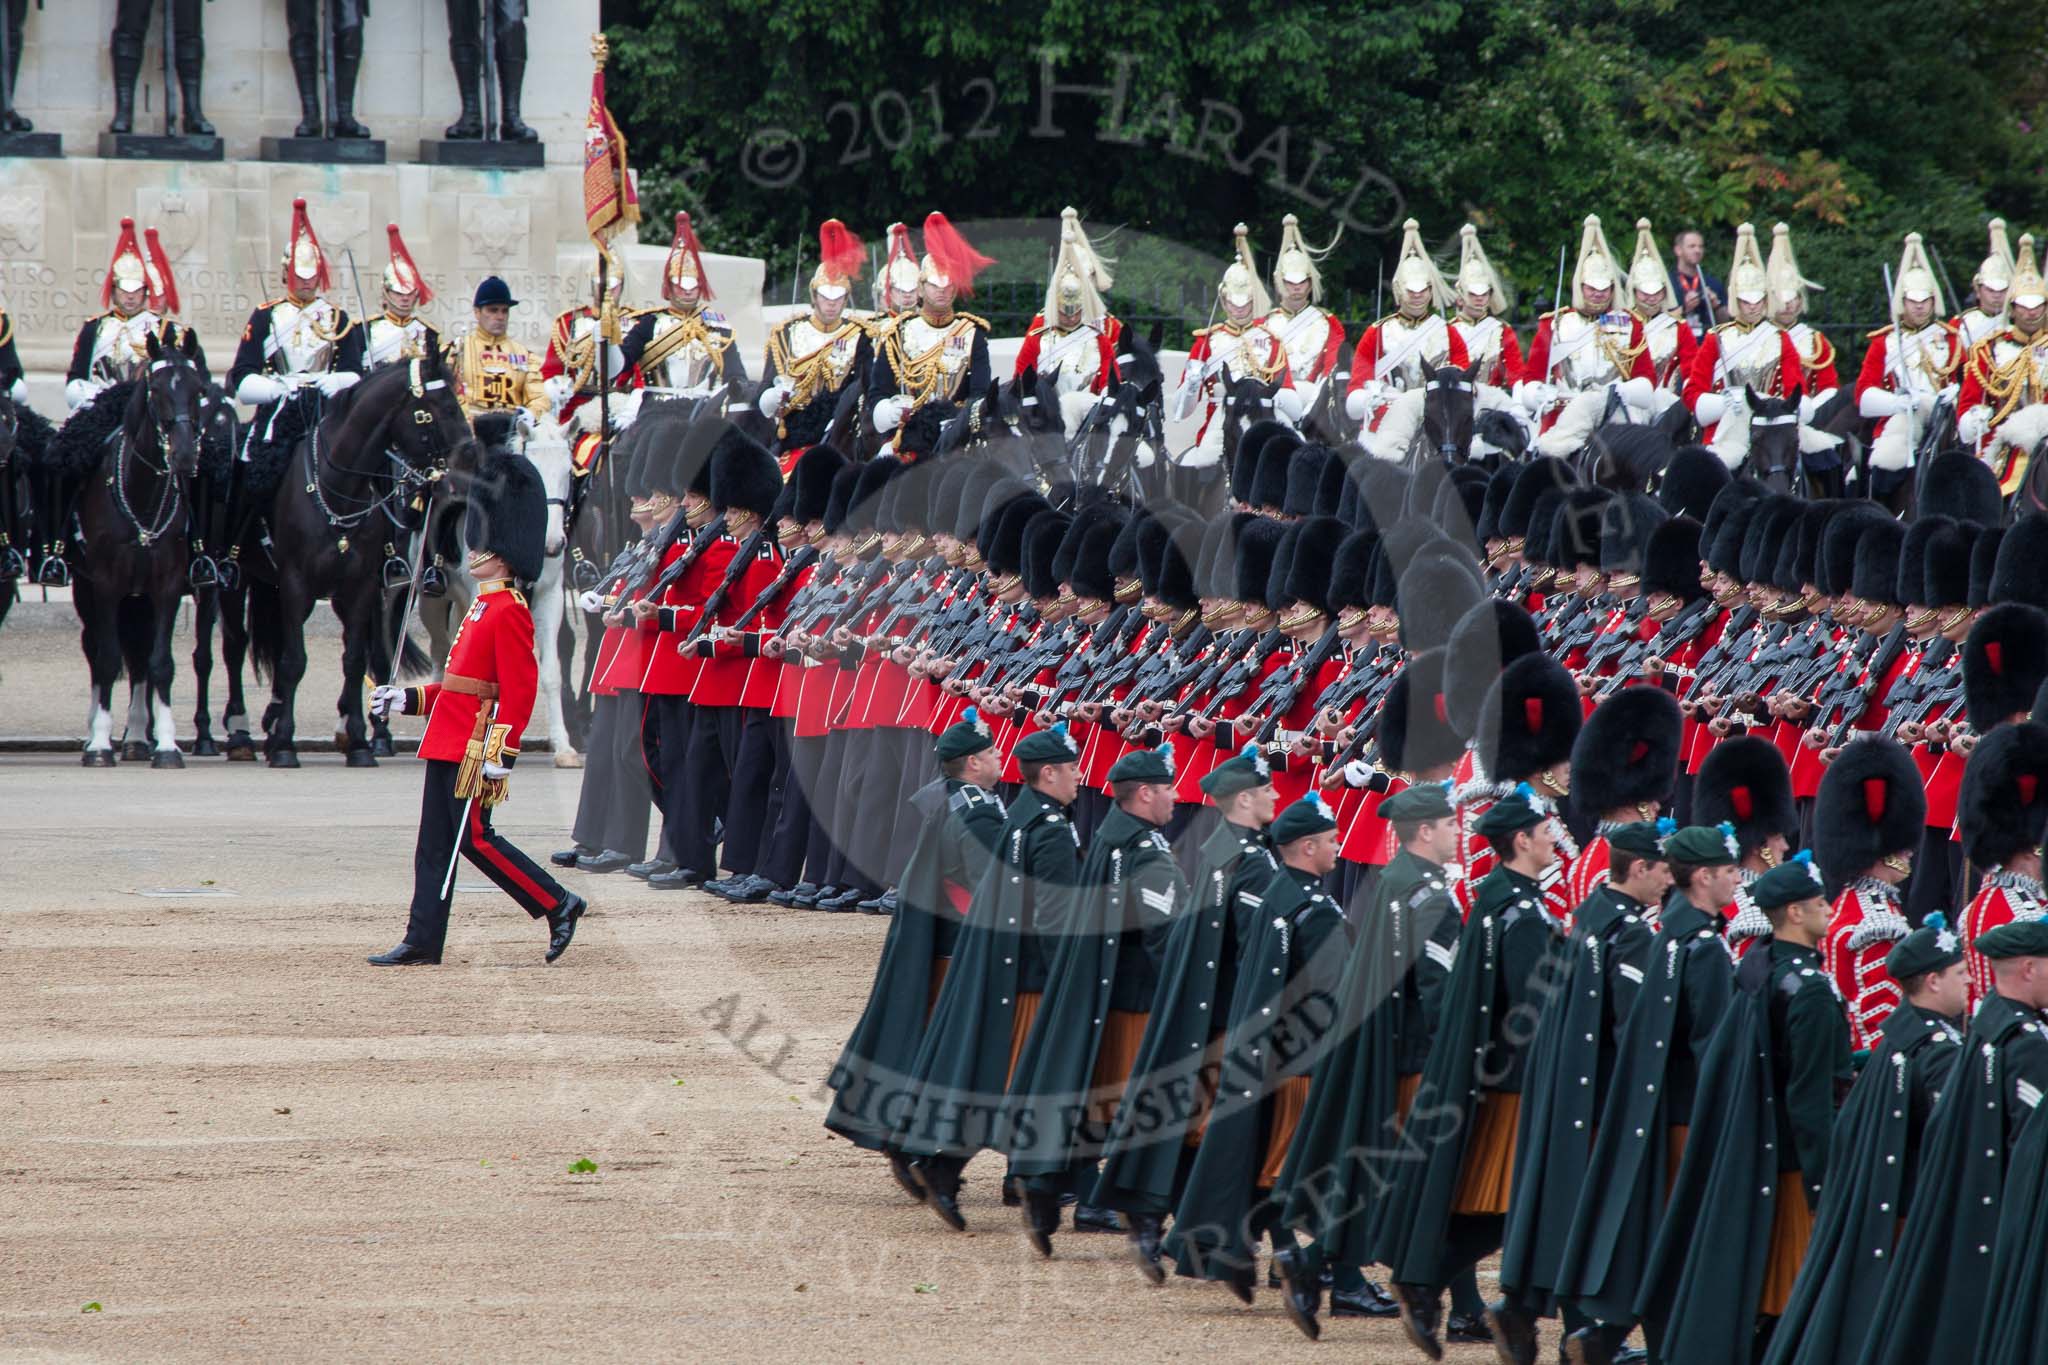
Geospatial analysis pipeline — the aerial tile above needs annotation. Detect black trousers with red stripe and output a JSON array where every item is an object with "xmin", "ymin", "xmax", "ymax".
[{"xmin": 404, "ymin": 758, "xmax": 567, "ymax": 955}]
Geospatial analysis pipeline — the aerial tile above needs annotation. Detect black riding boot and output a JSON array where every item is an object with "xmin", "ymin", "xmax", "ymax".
[
  {"xmin": 216, "ymin": 461, "xmax": 245, "ymax": 592},
  {"xmin": 496, "ymin": 58, "xmax": 536, "ymax": 142},
  {"xmin": 287, "ymin": 30, "xmax": 321, "ymax": 137},
  {"xmin": 331, "ymin": 25, "xmax": 369, "ymax": 137},
  {"xmin": 2, "ymin": 14, "xmax": 29, "ymax": 132},
  {"xmin": 444, "ymin": 42, "xmax": 483, "ymax": 138},
  {"xmin": 108, "ymin": 32, "xmax": 143, "ymax": 133},
  {"xmin": 188, "ymin": 474, "xmax": 218, "ymax": 590},
  {"xmin": 176, "ymin": 43, "xmax": 214, "ymax": 136}
]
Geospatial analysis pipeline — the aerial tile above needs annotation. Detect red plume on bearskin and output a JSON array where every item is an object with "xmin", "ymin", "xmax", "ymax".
[
  {"xmin": 667, "ymin": 210, "xmax": 713, "ymax": 299},
  {"xmin": 921, "ymin": 211, "xmax": 995, "ymax": 294},
  {"xmin": 818, "ymin": 219, "xmax": 864, "ymax": 281},
  {"xmin": 1960, "ymin": 721, "xmax": 2048, "ymax": 868},
  {"xmin": 1694, "ymin": 735, "xmax": 1793, "ymax": 858},
  {"xmin": 143, "ymin": 226, "xmax": 179, "ymax": 315},
  {"xmin": 385, "ymin": 223, "xmax": 433, "ymax": 304},
  {"xmin": 1813, "ymin": 737, "xmax": 1924, "ymax": 887},
  {"xmin": 102, "ymin": 216, "xmax": 143, "ymax": 309}
]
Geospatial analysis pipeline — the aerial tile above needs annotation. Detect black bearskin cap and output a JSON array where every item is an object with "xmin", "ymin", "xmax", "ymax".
[
  {"xmin": 464, "ymin": 451, "xmax": 548, "ymax": 583},
  {"xmin": 1380, "ymin": 648, "xmax": 1465, "ymax": 775},
  {"xmin": 1196, "ymin": 512, "xmax": 1256, "ymax": 600},
  {"xmin": 1523, "ymin": 487, "xmax": 1569, "ymax": 567},
  {"xmin": 1790, "ymin": 502, "xmax": 1838, "ymax": 591},
  {"xmin": 1398, "ymin": 550, "xmax": 1485, "ymax": 652},
  {"xmin": 1315, "ymin": 446, "xmax": 1352, "ymax": 517},
  {"xmin": 1233, "ymin": 516, "xmax": 1286, "ymax": 603},
  {"xmin": 951, "ymin": 462, "xmax": 1009, "ymax": 542},
  {"xmin": 1444, "ymin": 599, "xmax": 1543, "ymax": 740},
  {"xmin": 1231, "ymin": 420, "xmax": 1289, "ymax": 504},
  {"xmin": 1477, "ymin": 652, "xmax": 1582, "ymax": 783},
  {"xmin": 1991, "ymin": 514, "xmax": 2048, "ymax": 610},
  {"xmin": 1959, "ymin": 721, "xmax": 2048, "ymax": 867},
  {"xmin": 1109, "ymin": 510, "xmax": 1152, "ymax": 582},
  {"xmin": 1327, "ymin": 530, "xmax": 1379, "ymax": 614},
  {"xmin": 1704, "ymin": 498, "xmax": 1758, "ymax": 578},
  {"xmin": 1693, "ymin": 735, "xmax": 1796, "ymax": 859},
  {"xmin": 1071, "ymin": 520, "xmax": 1120, "ymax": 603},
  {"xmin": 1570, "ymin": 687, "xmax": 1682, "ymax": 816},
  {"xmin": 1966, "ymin": 603, "xmax": 2048, "ymax": 731},
  {"xmin": 1698, "ymin": 476, "xmax": 1763, "ymax": 558},
  {"xmin": 708, "ymin": 426, "xmax": 782, "ymax": 519},
  {"xmin": 1476, "ymin": 464, "xmax": 1517, "ymax": 543},
  {"xmin": 1897, "ymin": 516, "xmax": 1954, "ymax": 608},
  {"xmin": 1280, "ymin": 515, "xmax": 1348, "ymax": 615},
  {"xmin": 985, "ymin": 490, "xmax": 1051, "ymax": 575},
  {"xmin": 1923, "ymin": 521, "xmax": 1974, "ymax": 608},
  {"xmin": 1919, "ymin": 450, "xmax": 2004, "ymax": 527},
  {"xmin": 791, "ymin": 445, "xmax": 849, "ymax": 525},
  {"xmin": 975, "ymin": 476, "xmax": 1035, "ymax": 553},
  {"xmin": 1812, "ymin": 737, "xmax": 1926, "ymax": 885},
  {"xmin": 1817, "ymin": 503, "xmax": 1887, "ymax": 598},
  {"xmin": 1739, "ymin": 496, "xmax": 1799, "ymax": 585},
  {"xmin": 1021, "ymin": 510, "xmax": 1071, "ymax": 599},
  {"xmin": 1284, "ymin": 444, "xmax": 1332, "ymax": 518},
  {"xmin": 1500, "ymin": 455, "xmax": 1575, "ymax": 541},
  {"xmin": 1599, "ymin": 492, "xmax": 1668, "ymax": 578},
  {"xmin": 1850, "ymin": 516, "xmax": 1906, "ymax": 604},
  {"xmin": 1971, "ymin": 525, "xmax": 2007, "ymax": 609},
  {"xmin": 1642, "ymin": 517, "xmax": 1708, "ymax": 601},
  {"xmin": 822, "ymin": 464, "xmax": 862, "ymax": 535},
  {"xmin": 1656, "ymin": 445, "xmax": 1731, "ymax": 521},
  {"xmin": 1250, "ymin": 430, "xmax": 1300, "ymax": 510},
  {"xmin": 1154, "ymin": 514, "xmax": 1200, "ymax": 609}
]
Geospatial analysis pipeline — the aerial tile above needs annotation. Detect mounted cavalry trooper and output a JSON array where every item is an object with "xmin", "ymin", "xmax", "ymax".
[
  {"xmin": 363, "ymin": 224, "xmax": 439, "ymax": 370},
  {"xmin": 541, "ymin": 253, "xmax": 629, "ymax": 427},
  {"xmin": 868, "ymin": 210, "xmax": 993, "ymax": 438},
  {"xmin": 1854, "ymin": 233, "xmax": 1962, "ymax": 498},
  {"xmin": 871, "ymin": 221, "xmax": 923, "ymax": 321},
  {"xmin": 1012, "ymin": 207, "xmax": 1121, "ymax": 435},
  {"xmin": 1680, "ymin": 221, "xmax": 1806, "ymax": 455},
  {"xmin": 1449, "ymin": 222, "xmax": 1523, "ymax": 395},
  {"xmin": 1263, "ymin": 212, "xmax": 1345, "ymax": 413},
  {"xmin": 1173, "ymin": 222, "xmax": 1294, "ymax": 467},
  {"xmin": 1344, "ymin": 217, "xmax": 1467, "ymax": 436},
  {"xmin": 620, "ymin": 210, "xmax": 748, "ymax": 411},
  {"xmin": 1954, "ymin": 217, "xmax": 2016, "ymax": 353},
  {"xmin": 1956, "ymin": 235, "xmax": 2048, "ymax": 495},
  {"xmin": 1522, "ymin": 214, "xmax": 1656, "ymax": 455},
  {"xmin": 58, "ymin": 218, "xmax": 209, "ymax": 585},
  {"xmin": 1626, "ymin": 218, "xmax": 1697, "ymax": 393},
  {"xmin": 1766, "ymin": 223, "xmax": 1839, "ymax": 411},
  {"xmin": 225, "ymin": 197, "xmax": 366, "ymax": 591},
  {"xmin": 757, "ymin": 218, "xmax": 873, "ymax": 458}
]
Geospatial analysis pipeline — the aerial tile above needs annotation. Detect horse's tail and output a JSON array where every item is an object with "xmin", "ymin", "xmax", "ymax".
[{"xmin": 246, "ymin": 576, "xmax": 282, "ymax": 683}]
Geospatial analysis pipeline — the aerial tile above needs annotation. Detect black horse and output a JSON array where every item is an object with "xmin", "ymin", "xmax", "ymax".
[
  {"xmin": 0, "ymin": 388, "xmax": 55, "ymax": 631},
  {"xmin": 1733, "ymin": 386, "xmax": 1807, "ymax": 495},
  {"xmin": 242, "ymin": 352, "xmax": 474, "ymax": 768},
  {"xmin": 63, "ymin": 331, "xmax": 209, "ymax": 767}
]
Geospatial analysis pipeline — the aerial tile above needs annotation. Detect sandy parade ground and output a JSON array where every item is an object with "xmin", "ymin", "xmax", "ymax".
[{"xmin": 0, "ymin": 591, "xmax": 1516, "ymax": 1362}]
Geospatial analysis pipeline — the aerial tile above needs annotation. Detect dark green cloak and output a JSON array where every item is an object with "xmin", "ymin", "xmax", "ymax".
[
  {"xmin": 824, "ymin": 778, "xmax": 1005, "ymax": 1149},
  {"xmin": 1162, "ymin": 862, "xmax": 1350, "ymax": 1278},
  {"xmin": 1974, "ymin": 1098, "xmax": 2048, "ymax": 1365},
  {"xmin": 1499, "ymin": 883, "xmax": 1654, "ymax": 1308},
  {"xmin": 1003, "ymin": 805, "xmax": 1188, "ymax": 1179},
  {"xmin": 891, "ymin": 786, "xmax": 1081, "ymax": 1161},
  {"xmin": 1856, "ymin": 991, "xmax": 2048, "ymax": 1365},
  {"xmin": 1553, "ymin": 896, "xmax": 1733, "ymax": 1325},
  {"xmin": 1373, "ymin": 864, "xmax": 1564, "ymax": 1288},
  {"xmin": 1274, "ymin": 847, "xmax": 1458, "ymax": 1268},
  {"xmin": 1764, "ymin": 1003, "xmax": 1961, "ymax": 1365},
  {"xmin": 1091, "ymin": 819, "xmax": 1276, "ymax": 1215}
]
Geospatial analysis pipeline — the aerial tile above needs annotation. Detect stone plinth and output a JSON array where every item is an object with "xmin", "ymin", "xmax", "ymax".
[
  {"xmin": 418, "ymin": 140, "xmax": 545, "ymax": 169},
  {"xmin": 97, "ymin": 132, "xmax": 225, "ymax": 162},
  {"xmin": 258, "ymin": 136, "xmax": 387, "ymax": 166}
]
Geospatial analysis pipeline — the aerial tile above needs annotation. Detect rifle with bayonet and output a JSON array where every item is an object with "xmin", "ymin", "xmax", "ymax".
[
  {"xmin": 1817, "ymin": 623, "xmax": 1910, "ymax": 748},
  {"xmin": 1251, "ymin": 626, "xmax": 1346, "ymax": 745},
  {"xmin": 1591, "ymin": 596, "xmax": 1718, "ymax": 702},
  {"xmin": 1579, "ymin": 598, "xmax": 1651, "ymax": 675}
]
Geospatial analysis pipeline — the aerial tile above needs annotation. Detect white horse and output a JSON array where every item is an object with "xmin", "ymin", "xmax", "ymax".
[{"xmin": 419, "ymin": 435, "xmax": 582, "ymax": 767}]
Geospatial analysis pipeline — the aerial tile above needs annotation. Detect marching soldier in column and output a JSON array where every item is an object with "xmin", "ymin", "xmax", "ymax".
[{"xmin": 758, "ymin": 219, "xmax": 873, "ymax": 456}]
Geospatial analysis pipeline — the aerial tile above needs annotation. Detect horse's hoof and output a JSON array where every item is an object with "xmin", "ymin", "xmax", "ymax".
[
  {"xmin": 119, "ymin": 740, "xmax": 151, "ymax": 763},
  {"xmin": 225, "ymin": 744, "xmax": 257, "ymax": 762},
  {"xmin": 268, "ymin": 749, "xmax": 300, "ymax": 770},
  {"xmin": 332, "ymin": 729, "xmax": 349, "ymax": 751},
  {"xmin": 370, "ymin": 734, "xmax": 395, "ymax": 758},
  {"xmin": 151, "ymin": 748, "xmax": 185, "ymax": 770},
  {"xmin": 192, "ymin": 736, "xmax": 220, "ymax": 757},
  {"xmin": 553, "ymin": 750, "xmax": 585, "ymax": 769},
  {"xmin": 80, "ymin": 749, "xmax": 115, "ymax": 768},
  {"xmin": 344, "ymin": 748, "xmax": 378, "ymax": 769}
]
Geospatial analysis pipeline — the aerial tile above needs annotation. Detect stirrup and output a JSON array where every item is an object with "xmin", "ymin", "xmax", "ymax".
[
  {"xmin": 0, "ymin": 545, "xmax": 23, "ymax": 581},
  {"xmin": 382, "ymin": 555, "xmax": 413, "ymax": 591},
  {"xmin": 36, "ymin": 553, "xmax": 68, "ymax": 587},
  {"xmin": 187, "ymin": 553, "xmax": 219, "ymax": 591},
  {"xmin": 572, "ymin": 556, "xmax": 602, "ymax": 592},
  {"xmin": 419, "ymin": 563, "xmax": 448, "ymax": 598},
  {"xmin": 216, "ymin": 557, "xmax": 242, "ymax": 592}
]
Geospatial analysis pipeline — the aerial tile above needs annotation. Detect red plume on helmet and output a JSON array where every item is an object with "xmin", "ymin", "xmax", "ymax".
[
  {"xmin": 921, "ymin": 211, "xmax": 995, "ymax": 295},
  {"xmin": 817, "ymin": 219, "xmax": 864, "ymax": 281},
  {"xmin": 384, "ymin": 222, "xmax": 433, "ymax": 305},
  {"xmin": 142, "ymin": 227, "xmax": 179, "ymax": 316},
  {"xmin": 664, "ymin": 210, "xmax": 713, "ymax": 300},
  {"xmin": 283, "ymin": 197, "xmax": 332, "ymax": 291},
  {"xmin": 886, "ymin": 221, "xmax": 916, "ymax": 270},
  {"xmin": 102, "ymin": 216, "xmax": 145, "ymax": 309}
]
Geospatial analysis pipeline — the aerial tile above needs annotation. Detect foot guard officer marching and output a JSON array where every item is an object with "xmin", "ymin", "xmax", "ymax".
[{"xmin": 367, "ymin": 447, "xmax": 587, "ymax": 966}]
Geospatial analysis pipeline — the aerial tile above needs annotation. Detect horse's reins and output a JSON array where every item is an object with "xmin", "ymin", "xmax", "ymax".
[
  {"xmin": 304, "ymin": 361, "xmax": 453, "ymax": 537},
  {"xmin": 108, "ymin": 359, "xmax": 197, "ymax": 547}
]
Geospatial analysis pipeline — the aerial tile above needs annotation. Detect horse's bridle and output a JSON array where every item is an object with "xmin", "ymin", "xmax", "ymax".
[{"xmin": 109, "ymin": 357, "xmax": 199, "ymax": 547}]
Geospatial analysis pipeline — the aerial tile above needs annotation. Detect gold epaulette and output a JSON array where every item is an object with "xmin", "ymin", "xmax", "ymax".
[
  {"xmin": 1864, "ymin": 323, "xmax": 1895, "ymax": 340},
  {"xmin": 954, "ymin": 312, "xmax": 990, "ymax": 330},
  {"xmin": 1023, "ymin": 318, "xmax": 1050, "ymax": 339}
]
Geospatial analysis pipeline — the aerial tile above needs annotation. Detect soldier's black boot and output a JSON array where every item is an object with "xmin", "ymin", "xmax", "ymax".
[
  {"xmin": 915, "ymin": 1156, "xmax": 969, "ymax": 1232},
  {"xmin": 1273, "ymin": 1244, "xmax": 1322, "ymax": 1340},
  {"xmin": 444, "ymin": 41, "xmax": 483, "ymax": 138},
  {"xmin": 331, "ymin": 25, "xmax": 370, "ymax": 138},
  {"xmin": 1391, "ymin": 1283, "xmax": 1446, "ymax": 1362},
  {"xmin": 1484, "ymin": 1298, "xmax": 1540, "ymax": 1365},
  {"xmin": 882, "ymin": 1149, "xmax": 924, "ymax": 1204},
  {"xmin": 108, "ymin": 32, "xmax": 143, "ymax": 133},
  {"xmin": 176, "ymin": 46, "xmax": 214, "ymax": 136},
  {"xmin": 496, "ymin": 58, "xmax": 537, "ymax": 142},
  {"xmin": 1022, "ymin": 1189, "xmax": 1061, "ymax": 1257},
  {"xmin": 1564, "ymin": 1323, "xmax": 1633, "ymax": 1365},
  {"xmin": 1126, "ymin": 1213, "xmax": 1166, "ymax": 1287},
  {"xmin": 2, "ymin": 17, "xmax": 29, "ymax": 132},
  {"xmin": 287, "ymin": 30, "xmax": 321, "ymax": 137}
]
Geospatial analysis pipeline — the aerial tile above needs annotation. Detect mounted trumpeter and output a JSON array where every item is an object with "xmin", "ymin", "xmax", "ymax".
[
  {"xmin": 1013, "ymin": 207, "xmax": 1121, "ymax": 434},
  {"xmin": 1449, "ymin": 222, "xmax": 1522, "ymax": 396},
  {"xmin": 1682, "ymin": 222, "xmax": 1807, "ymax": 457},
  {"xmin": 1854, "ymin": 233, "xmax": 1961, "ymax": 492},
  {"xmin": 619, "ymin": 211, "xmax": 747, "ymax": 407},
  {"xmin": 1345, "ymin": 217, "xmax": 1465, "ymax": 432},
  {"xmin": 1955, "ymin": 217, "xmax": 2016, "ymax": 352},
  {"xmin": 758, "ymin": 218, "xmax": 873, "ymax": 456},
  {"xmin": 1264, "ymin": 212, "xmax": 1345, "ymax": 407},
  {"xmin": 1523, "ymin": 214, "xmax": 1655, "ymax": 454},
  {"xmin": 1956, "ymin": 234, "xmax": 2048, "ymax": 495},
  {"xmin": 1626, "ymin": 217, "xmax": 1696, "ymax": 393},
  {"xmin": 1171, "ymin": 222, "xmax": 1292, "ymax": 466},
  {"xmin": 868, "ymin": 211, "xmax": 993, "ymax": 436}
]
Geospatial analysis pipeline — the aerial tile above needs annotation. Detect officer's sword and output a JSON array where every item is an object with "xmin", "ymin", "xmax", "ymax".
[{"xmin": 443, "ymin": 699, "xmax": 502, "ymax": 901}]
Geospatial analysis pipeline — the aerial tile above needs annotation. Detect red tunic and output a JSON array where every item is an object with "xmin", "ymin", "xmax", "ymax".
[
  {"xmin": 1823, "ymin": 882, "xmax": 1909, "ymax": 1052},
  {"xmin": 405, "ymin": 581, "xmax": 538, "ymax": 765},
  {"xmin": 1961, "ymin": 874, "xmax": 2048, "ymax": 1012}
]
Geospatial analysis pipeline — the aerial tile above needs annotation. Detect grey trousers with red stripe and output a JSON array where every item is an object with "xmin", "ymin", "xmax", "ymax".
[{"xmin": 404, "ymin": 758, "xmax": 567, "ymax": 955}]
